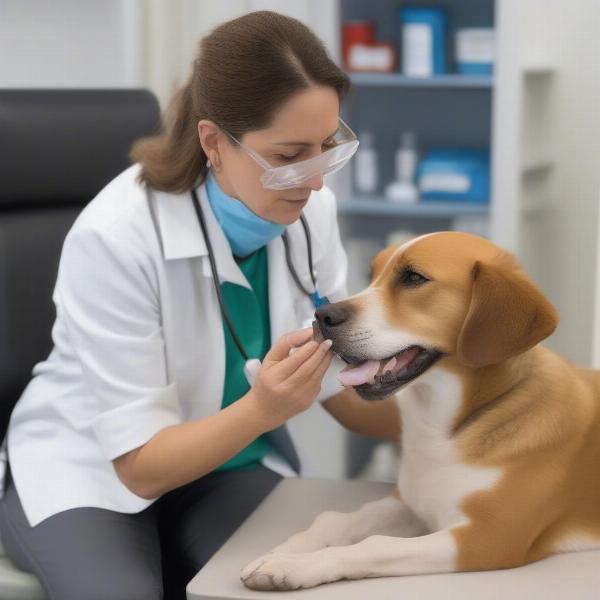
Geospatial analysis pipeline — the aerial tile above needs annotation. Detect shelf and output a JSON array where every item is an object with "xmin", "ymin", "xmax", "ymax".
[
  {"xmin": 522, "ymin": 64, "xmax": 556, "ymax": 77},
  {"xmin": 338, "ymin": 197, "xmax": 490, "ymax": 218},
  {"xmin": 348, "ymin": 72, "xmax": 494, "ymax": 89},
  {"xmin": 521, "ymin": 200, "xmax": 558, "ymax": 215},
  {"xmin": 522, "ymin": 157, "xmax": 554, "ymax": 176}
]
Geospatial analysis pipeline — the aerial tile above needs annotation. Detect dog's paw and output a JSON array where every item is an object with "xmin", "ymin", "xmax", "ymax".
[
  {"xmin": 240, "ymin": 551, "xmax": 334, "ymax": 591},
  {"xmin": 270, "ymin": 531, "xmax": 326, "ymax": 554},
  {"xmin": 270, "ymin": 511, "xmax": 348, "ymax": 554}
]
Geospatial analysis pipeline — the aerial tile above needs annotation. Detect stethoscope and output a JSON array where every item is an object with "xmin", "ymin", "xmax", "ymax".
[{"xmin": 191, "ymin": 188, "xmax": 329, "ymax": 385}]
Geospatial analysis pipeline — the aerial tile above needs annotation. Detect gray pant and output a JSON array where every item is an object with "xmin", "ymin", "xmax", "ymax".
[{"xmin": 0, "ymin": 463, "xmax": 281, "ymax": 600}]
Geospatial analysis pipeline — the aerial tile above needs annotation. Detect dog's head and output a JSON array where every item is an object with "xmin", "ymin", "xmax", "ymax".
[{"xmin": 314, "ymin": 231, "xmax": 559, "ymax": 400}]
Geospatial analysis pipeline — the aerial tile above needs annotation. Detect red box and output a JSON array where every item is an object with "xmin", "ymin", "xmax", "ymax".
[{"xmin": 342, "ymin": 21, "xmax": 375, "ymax": 68}]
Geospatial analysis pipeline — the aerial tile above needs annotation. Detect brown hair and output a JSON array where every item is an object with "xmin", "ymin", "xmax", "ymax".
[{"xmin": 130, "ymin": 10, "xmax": 350, "ymax": 193}]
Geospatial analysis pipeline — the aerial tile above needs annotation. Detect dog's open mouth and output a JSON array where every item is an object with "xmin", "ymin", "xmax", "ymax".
[{"xmin": 312, "ymin": 321, "xmax": 443, "ymax": 400}]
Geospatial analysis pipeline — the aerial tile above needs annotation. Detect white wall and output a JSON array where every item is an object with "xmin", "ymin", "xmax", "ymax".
[
  {"xmin": 549, "ymin": 1, "xmax": 600, "ymax": 366},
  {"xmin": 140, "ymin": 0, "xmax": 339, "ymax": 107},
  {"xmin": 517, "ymin": 0, "xmax": 600, "ymax": 366},
  {"xmin": 0, "ymin": 0, "xmax": 142, "ymax": 87},
  {"xmin": 491, "ymin": 0, "xmax": 600, "ymax": 366}
]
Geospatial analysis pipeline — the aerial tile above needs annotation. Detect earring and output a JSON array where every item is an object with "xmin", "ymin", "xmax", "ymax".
[{"xmin": 206, "ymin": 159, "xmax": 212, "ymax": 169}]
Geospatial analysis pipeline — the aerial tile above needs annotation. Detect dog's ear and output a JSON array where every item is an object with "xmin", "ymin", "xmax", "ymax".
[{"xmin": 456, "ymin": 260, "xmax": 559, "ymax": 367}]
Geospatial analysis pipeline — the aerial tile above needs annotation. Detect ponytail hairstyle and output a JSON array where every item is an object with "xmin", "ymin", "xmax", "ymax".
[{"xmin": 130, "ymin": 10, "xmax": 350, "ymax": 193}]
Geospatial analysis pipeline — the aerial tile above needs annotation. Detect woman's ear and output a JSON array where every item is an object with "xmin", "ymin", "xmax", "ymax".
[
  {"xmin": 456, "ymin": 260, "xmax": 559, "ymax": 368},
  {"xmin": 197, "ymin": 119, "xmax": 223, "ymax": 171}
]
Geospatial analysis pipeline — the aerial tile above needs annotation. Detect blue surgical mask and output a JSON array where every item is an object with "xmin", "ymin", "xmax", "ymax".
[{"xmin": 205, "ymin": 170, "xmax": 285, "ymax": 257}]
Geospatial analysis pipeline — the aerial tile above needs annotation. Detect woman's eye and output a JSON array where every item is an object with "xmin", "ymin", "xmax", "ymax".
[
  {"xmin": 276, "ymin": 154, "xmax": 299, "ymax": 162},
  {"xmin": 400, "ymin": 269, "xmax": 429, "ymax": 286},
  {"xmin": 275, "ymin": 141, "xmax": 335, "ymax": 162}
]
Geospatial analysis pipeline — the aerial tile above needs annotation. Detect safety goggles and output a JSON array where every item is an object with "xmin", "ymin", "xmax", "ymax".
[{"xmin": 224, "ymin": 118, "xmax": 359, "ymax": 190}]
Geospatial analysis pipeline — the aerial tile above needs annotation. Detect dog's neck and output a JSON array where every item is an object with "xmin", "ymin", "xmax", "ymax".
[
  {"xmin": 448, "ymin": 351, "xmax": 535, "ymax": 437},
  {"xmin": 397, "ymin": 350, "xmax": 534, "ymax": 439}
]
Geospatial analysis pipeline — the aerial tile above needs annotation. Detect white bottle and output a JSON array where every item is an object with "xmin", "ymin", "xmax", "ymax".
[
  {"xmin": 354, "ymin": 130, "xmax": 378, "ymax": 194},
  {"xmin": 385, "ymin": 131, "xmax": 419, "ymax": 203}
]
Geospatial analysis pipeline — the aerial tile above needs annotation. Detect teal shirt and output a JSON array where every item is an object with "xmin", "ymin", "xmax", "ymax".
[{"xmin": 214, "ymin": 246, "xmax": 272, "ymax": 471}]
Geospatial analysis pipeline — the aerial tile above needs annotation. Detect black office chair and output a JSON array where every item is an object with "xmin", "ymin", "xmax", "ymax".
[{"xmin": 0, "ymin": 88, "xmax": 160, "ymax": 599}]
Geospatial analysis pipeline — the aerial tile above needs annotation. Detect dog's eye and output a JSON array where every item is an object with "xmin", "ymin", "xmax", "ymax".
[{"xmin": 399, "ymin": 268, "xmax": 429, "ymax": 287}]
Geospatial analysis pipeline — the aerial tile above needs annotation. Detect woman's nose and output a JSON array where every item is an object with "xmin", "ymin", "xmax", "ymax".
[{"xmin": 307, "ymin": 174, "xmax": 324, "ymax": 191}]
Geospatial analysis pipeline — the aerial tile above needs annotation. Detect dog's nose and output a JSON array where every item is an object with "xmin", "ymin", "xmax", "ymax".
[{"xmin": 315, "ymin": 303, "xmax": 350, "ymax": 329}]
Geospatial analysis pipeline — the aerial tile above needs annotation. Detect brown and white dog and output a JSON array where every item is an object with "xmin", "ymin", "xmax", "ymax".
[{"xmin": 241, "ymin": 231, "xmax": 600, "ymax": 590}]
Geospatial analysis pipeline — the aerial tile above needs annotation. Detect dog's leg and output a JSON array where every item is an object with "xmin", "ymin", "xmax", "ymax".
[
  {"xmin": 269, "ymin": 494, "xmax": 427, "ymax": 555},
  {"xmin": 241, "ymin": 527, "xmax": 460, "ymax": 591}
]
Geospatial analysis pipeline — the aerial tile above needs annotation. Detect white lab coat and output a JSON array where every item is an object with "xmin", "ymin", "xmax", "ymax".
[{"xmin": 4, "ymin": 165, "xmax": 348, "ymax": 527}]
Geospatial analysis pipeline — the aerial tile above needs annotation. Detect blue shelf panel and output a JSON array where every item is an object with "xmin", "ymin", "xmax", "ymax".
[
  {"xmin": 348, "ymin": 72, "xmax": 494, "ymax": 89},
  {"xmin": 338, "ymin": 197, "xmax": 490, "ymax": 219}
]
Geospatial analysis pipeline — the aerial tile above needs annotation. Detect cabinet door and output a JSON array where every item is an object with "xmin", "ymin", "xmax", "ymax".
[{"xmin": 493, "ymin": 0, "xmax": 600, "ymax": 365}]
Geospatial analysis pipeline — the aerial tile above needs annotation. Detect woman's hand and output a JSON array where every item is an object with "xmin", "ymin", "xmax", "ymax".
[
  {"xmin": 245, "ymin": 328, "xmax": 333, "ymax": 431},
  {"xmin": 114, "ymin": 329, "xmax": 332, "ymax": 498}
]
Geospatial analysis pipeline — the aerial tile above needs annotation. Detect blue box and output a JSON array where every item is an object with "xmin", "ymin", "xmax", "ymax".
[
  {"xmin": 456, "ymin": 62, "xmax": 493, "ymax": 76},
  {"xmin": 416, "ymin": 149, "xmax": 490, "ymax": 203},
  {"xmin": 400, "ymin": 7, "xmax": 447, "ymax": 76}
]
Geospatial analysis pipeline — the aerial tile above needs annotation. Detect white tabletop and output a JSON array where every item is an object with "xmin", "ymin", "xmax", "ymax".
[{"xmin": 187, "ymin": 477, "xmax": 600, "ymax": 600}]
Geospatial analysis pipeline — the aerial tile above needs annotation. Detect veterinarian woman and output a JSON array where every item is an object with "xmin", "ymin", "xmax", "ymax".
[{"xmin": 0, "ymin": 10, "xmax": 400, "ymax": 600}]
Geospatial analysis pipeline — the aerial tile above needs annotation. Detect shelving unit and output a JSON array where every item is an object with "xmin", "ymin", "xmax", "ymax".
[
  {"xmin": 349, "ymin": 72, "xmax": 493, "ymax": 89},
  {"xmin": 325, "ymin": 0, "xmax": 568, "ymax": 305},
  {"xmin": 330, "ymin": 0, "xmax": 496, "ymax": 293},
  {"xmin": 338, "ymin": 198, "xmax": 489, "ymax": 218},
  {"xmin": 333, "ymin": 0, "xmax": 498, "ymax": 475}
]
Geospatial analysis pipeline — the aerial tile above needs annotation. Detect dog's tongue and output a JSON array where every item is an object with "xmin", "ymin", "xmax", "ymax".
[
  {"xmin": 337, "ymin": 347, "xmax": 422, "ymax": 387},
  {"xmin": 337, "ymin": 360, "xmax": 380, "ymax": 387}
]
